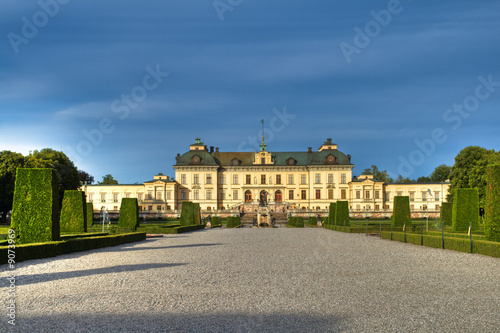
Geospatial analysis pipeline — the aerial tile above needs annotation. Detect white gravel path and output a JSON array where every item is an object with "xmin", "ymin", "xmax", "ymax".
[{"xmin": 1, "ymin": 227, "xmax": 500, "ymax": 332}]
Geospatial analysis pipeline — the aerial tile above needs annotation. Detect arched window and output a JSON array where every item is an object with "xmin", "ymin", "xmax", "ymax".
[
  {"xmin": 275, "ymin": 190, "xmax": 282, "ymax": 202},
  {"xmin": 245, "ymin": 190, "xmax": 252, "ymax": 203}
]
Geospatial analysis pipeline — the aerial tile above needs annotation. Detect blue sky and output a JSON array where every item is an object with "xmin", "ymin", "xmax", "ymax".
[{"xmin": 1, "ymin": 0, "xmax": 499, "ymax": 184}]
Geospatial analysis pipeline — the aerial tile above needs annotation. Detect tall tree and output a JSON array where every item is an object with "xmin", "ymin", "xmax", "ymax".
[
  {"xmin": 448, "ymin": 146, "xmax": 500, "ymax": 206},
  {"xmin": 25, "ymin": 148, "xmax": 81, "ymax": 201},
  {"xmin": 361, "ymin": 165, "xmax": 393, "ymax": 183},
  {"xmin": 98, "ymin": 174, "xmax": 119, "ymax": 185},
  {"xmin": 430, "ymin": 164, "xmax": 452, "ymax": 182},
  {"xmin": 78, "ymin": 170, "xmax": 94, "ymax": 184},
  {"xmin": 394, "ymin": 175, "xmax": 415, "ymax": 184},
  {"xmin": 416, "ymin": 176, "xmax": 431, "ymax": 183},
  {"xmin": 0, "ymin": 151, "xmax": 25, "ymax": 222}
]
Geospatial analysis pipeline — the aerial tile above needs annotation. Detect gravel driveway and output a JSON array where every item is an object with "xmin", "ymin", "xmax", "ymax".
[{"xmin": 1, "ymin": 227, "xmax": 500, "ymax": 332}]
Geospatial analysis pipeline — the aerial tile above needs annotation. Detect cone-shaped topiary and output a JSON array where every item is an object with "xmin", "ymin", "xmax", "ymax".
[
  {"xmin": 328, "ymin": 202, "xmax": 336, "ymax": 226},
  {"xmin": 335, "ymin": 201, "xmax": 349, "ymax": 226},
  {"xmin": 11, "ymin": 168, "xmax": 60, "ymax": 244},
  {"xmin": 118, "ymin": 198, "xmax": 139, "ymax": 230},
  {"xmin": 485, "ymin": 164, "xmax": 500, "ymax": 241},
  {"xmin": 440, "ymin": 202, "xmax": 453, "ymax": 226},
  {"xmin": 392, "ymin": 196, "xmax": 411, "ymax": 227},
  {"xmin": 60, "ymin": 190, "xmax": 87, "ymax": 233},
  {"xmin": 452, "ymin": 188, "xmax": 479, "ymax": 232},
  {"xmin": 86, "ymin": 202, "xmax": 94, "ymax": 227}
]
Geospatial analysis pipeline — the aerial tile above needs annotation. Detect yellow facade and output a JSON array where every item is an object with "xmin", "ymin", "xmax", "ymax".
[{"xmin": 81, "ymin": 137, "xmax": 450, "ymax": 217}]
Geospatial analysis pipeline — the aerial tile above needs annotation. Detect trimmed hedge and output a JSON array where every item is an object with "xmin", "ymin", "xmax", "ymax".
[
  {"xmin": 440, "ymin": 202, "xmax": 453, "ymax": 226},
  {"xmin": 11, "ymin": 168, "xmax": 60, "ymax": 244},
  {"xmin": 485, "ymin": 164, "xmax": 500, "ymax": 241},
  {"xmin": 392, "ymin": 196, "xmax": 411, "ymax": 227},
  {"xmin": 335, "ymin": 201, "xmax": 349, "ymax": 226},
  {"xmin": 233, "ymin": 216, "xmax": 241, "ymax": 227},
  {"xmin": 381, "ymin": 231, "xmax": 500, "ymax": 258},
  {"xmin": 193, "ymin": 203, "xmax": 201, "ymax": 224},
  {"xmin": 327, "ymin": 202, "xmax": 336, "ymax": 226},
  {"xmin": 137, "ymin": 224, "xmax": 205, "ymax": 234},
  {"xmin": 308, "ymin": 216, "xmax": 317, "ymax": 225},
  {"xmin": 452, "ymin": 188, "xmax": 479, "ymax": 232},
  {"xmin": 295, "ymin": 216, "xmax": 304, "ymax": 228},
  {"xmin": 0, "ymin": 232, "xmax": 146, "ymax": 264},
  {"xmin": 226, "ymin": 216, "xmax": 234, "ymax": 228},
  {"xmin": 118, "ymin": 198, "xmax": 139, "ymax": 230},
  {"xmin": 86, "ymin": 202, "xmax": 94, "ymax": 227},
  {"xmin": 60, "ymin": 190, "xmax": 87, "ymax": 233},
  {"xmin": 180, "ymin": 201, "xmax": 200, "ymax": 226}
]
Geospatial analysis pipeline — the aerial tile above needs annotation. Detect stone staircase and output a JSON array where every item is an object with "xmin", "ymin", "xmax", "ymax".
[
  {"xmin": 271, "ymin": 212, "xmax": 288, "ymax": 225},
  {"xmin": 241, "ymin": 212, "xmax": 257, "ymax": 226}
]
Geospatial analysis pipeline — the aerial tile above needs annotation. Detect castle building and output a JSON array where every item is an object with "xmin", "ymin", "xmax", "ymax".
[{"xmin": 81, "ymin": 137, "xmax": 449, "ymax": 218}]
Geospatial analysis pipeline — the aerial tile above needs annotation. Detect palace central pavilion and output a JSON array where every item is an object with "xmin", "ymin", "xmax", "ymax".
[{"xmin": 82, "ymin": 137, "xmax": 449, "ymax": 218}]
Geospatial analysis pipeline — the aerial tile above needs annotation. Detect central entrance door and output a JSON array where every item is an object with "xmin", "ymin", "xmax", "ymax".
[{"xmin": 260, "ymin": 190, "xmax": 268, "ymax": 206}]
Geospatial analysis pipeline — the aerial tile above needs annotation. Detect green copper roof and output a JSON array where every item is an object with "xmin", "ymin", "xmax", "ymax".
[{"xmin": 175, "ymin": 149, "xmax": 352, "ymax": 166}]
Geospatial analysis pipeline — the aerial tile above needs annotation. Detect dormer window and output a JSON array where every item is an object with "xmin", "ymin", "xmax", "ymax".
[
  {"xmin": 190, "ymin": 155, "xmax": 202, "ymax": 165},
  {"xmin": 325, "ymin": 154, "xmax": 336, "ymax": 164},
  {"xmin": 286, "ymin": 158, "xmax": 297, "ymax": 166},
  {"xmin": 231, "ymin": 158, "xmax": 241, "ymax": 166}
]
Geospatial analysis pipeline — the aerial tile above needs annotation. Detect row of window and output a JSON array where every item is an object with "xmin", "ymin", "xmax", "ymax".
[
  {"xmin": 180, "ymin": 173, "xmax": 348, "ymax": 185},
  {"xmin": 90, "ymin": 191, "xmax": 173, "ymax": 203},
  {"xmin": 180, "ymin": 188, "xmax": 349, "ymax": 201},
  {"xmin": 352, "ymin": 191, "xmax": 441, "ymax": 201},
  {"xmin": 353, "ymin": 204, "xmax": 441, "ymax": 211}
]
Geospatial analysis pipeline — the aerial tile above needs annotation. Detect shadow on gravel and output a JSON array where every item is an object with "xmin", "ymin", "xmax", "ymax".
[
  {"xmin": 16, "ymin": 312, "xmax": 346, "ymax": 332},
  {"xmin": 17, "ymin": 263, "xmax": 186, "ymax": 286},
  {"xmin": 98, "ymin": 243, "xmax": 224, "ymax": 253}
]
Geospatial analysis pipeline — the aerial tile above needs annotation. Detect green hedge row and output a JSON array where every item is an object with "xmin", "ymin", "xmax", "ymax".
[
  {"xmin": 118, "ymin": 198, "xmax": 140, "ymax": 230},
  {"xmin": 452, "ymin": 188, "xmax": 479, "ymax": 232},
  {"xmin": 295, "ymin": 217, "xmax": 304, "ymax": 228},
  {"xmin": 392, "ymin": 196, "xmax": 411, "ymax": 227},
  {"xmin": 308, "ymin": 216, "xmax": 317, "ymax": 225},
  {"xmin": 485, "ymin": 164, "xmax": 500, "ymax": 241},
  {"xmin": 60, "ymin": 190, "xmax": 87, "ymax": 233},
  {"xmin": 381, "ymin": 231, "xmax": 500, "ymax": 258},
  {"xmin": 210, "ymin": 216, "xmax": 222, "ymax": 227},
  {"xmin": 440, "ymin": 202, "xmax": 453, "ymax": 226},
  {"xmin": 226, "ymin": 216, "xmax": 241, "ymax": 228},
  {"xmin": 136, "ymin": 224, "xmax": 205, "ymax": 234},
  {"xmin": 0, "ymin": 232, "xmax": 146, "ymax": 264},
  {"xmin": 11, "ymin": 168, "xmax": 60, "ymax": 244}
]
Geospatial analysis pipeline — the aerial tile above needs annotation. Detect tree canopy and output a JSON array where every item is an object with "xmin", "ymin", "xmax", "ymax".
[
  {"xmin": 78, "ymin": 170, "xmax": 94, "ymax": 184},
  {"xmin": 448, "ymin": 146, "xmax": 500, "ymax": 206},
  {"xmin": 0, "ymin": 151, "xmax": 25, "ymax": 221},
  {"xmin": 98, "ymin": 174, "xmax": 119, "ymax": 184},
  {"xmin": 361, "ymin": 165, "xmax": 393, "ymax": 183},
  {"xmin": 430, "ymin": 164, "xmax": 452, "ymax": 182},
  {"xmin": 0, "ymin": 149, "xmax": 88, "ymax": 220}
]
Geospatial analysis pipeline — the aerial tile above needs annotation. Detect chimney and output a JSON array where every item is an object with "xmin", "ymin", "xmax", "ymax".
[
  {"xmin": 307, "ymin": 147, "xmax": 312, "ymax": 153},
  {"xmin": 210, "ymin": 146, "xmax": 214, "ymax": 153},
  {"xmin": 216, "ymin": 147, "xmax": 219, "ymax": 153}
]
